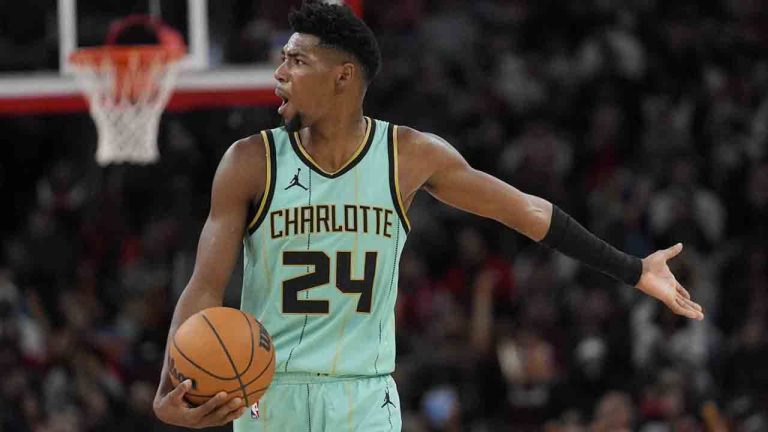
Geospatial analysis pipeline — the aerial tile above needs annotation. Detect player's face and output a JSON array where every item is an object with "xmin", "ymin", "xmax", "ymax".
[{"xmin": 274, "ymin": 33, "xmax": 345, "ymax": 132}]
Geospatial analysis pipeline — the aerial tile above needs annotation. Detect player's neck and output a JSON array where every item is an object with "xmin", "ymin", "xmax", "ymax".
[{"xmin": 300, "ymin": 109, "xmax": 367, "ymax": 172}]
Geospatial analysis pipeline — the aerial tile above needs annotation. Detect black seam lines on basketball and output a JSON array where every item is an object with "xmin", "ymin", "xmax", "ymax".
[
  {"xmin": 172, "ymin": 337, "xmax": 241, "ymax": 381},
  {"xmin": 172, "ymin": 313, "xmax": 268, "ymax": 388},
  {"xmin": 172, "ymin": 329, "xmax": 265, "ymax": 382},
  {"xmin": 182, "ymin": 351, "xmax": 274, "ymax": 397},
  {"xmin": 201, "ymin": 314, "xmax": 250, "ymax": 407},
  {"xmin": 240, "ymin": 311, "xmax": 256, "ymax": 377},
  {"xmin": 185, "ymin": 381, "xmax": 271, "ymax": 400}
]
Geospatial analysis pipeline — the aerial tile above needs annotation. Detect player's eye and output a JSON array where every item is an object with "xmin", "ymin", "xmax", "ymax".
[{"xmin": 295, "ymin": 58, "xmax": 304, "ymax": 66}]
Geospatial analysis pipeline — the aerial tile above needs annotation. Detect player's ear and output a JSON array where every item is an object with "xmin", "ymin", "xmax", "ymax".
[{"xmin": 335, "ymin": 62, "xmax": 356, "ymax": 93}]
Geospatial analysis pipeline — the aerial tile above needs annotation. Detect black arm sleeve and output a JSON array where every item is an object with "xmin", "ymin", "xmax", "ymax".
[{"xmin": 540, "ymin": 205, "xmax": 642, "ymax": 286}]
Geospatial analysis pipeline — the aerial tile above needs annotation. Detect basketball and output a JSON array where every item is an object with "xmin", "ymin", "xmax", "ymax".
[{"xmin": 168, "ymin": 307, "xmax": 276, "ymax": 407}]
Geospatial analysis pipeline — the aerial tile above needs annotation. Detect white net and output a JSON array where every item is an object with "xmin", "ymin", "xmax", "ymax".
[{"xmin": 70, "ymin": 48, "xmax": 182, "ymax": 166}]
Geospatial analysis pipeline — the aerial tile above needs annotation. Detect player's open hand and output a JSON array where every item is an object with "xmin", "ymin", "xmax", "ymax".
[
  {"xmin": 153, "ymin": 379, "xmax": 247, "ymax": 429},
  {"xmin": 635, "ymin": 243, "xmax": 704, "ymax": 321}
]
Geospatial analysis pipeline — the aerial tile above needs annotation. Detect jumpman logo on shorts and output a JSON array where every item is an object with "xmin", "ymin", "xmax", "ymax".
[
  {"xmin": 381, "ymin": 389, "xmax": 396, "ymax": 409},
  {"xmin": 285, "ymin": 168, "xmax": 308, "ymax": 191}
]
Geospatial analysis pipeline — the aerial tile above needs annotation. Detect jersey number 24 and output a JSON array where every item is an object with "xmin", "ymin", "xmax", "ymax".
[{"xmin": 282, "ymin": 251, "xmax": 377, "ymax": 314}]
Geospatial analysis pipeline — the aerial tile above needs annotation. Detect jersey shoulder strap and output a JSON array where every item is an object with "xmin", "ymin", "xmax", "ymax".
[
  {"xmin": 245, "ymin": 129, "xmax": 278, "ymax": 235},
  {"xmin": 385, "ymin": 122, "xmax": 411, "ymax": 233}
]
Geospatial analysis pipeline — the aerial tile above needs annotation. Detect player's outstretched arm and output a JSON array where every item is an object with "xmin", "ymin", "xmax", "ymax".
[
  {"xmin": 153, "ymin": 135, "xmax": 267, "ymax": 428},
  {"xmin": 399, "ymin": 128, "xmax": 703, "ymax": 321}
]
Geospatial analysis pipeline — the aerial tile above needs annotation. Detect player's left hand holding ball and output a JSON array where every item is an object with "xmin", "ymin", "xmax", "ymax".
[
  {"xmin": 153, "ymin": 380, "xmax": 246, "ymax": 429},
  {"xmin": 635, "ymin": 243, "xmax": 704, "ymax": 321}
]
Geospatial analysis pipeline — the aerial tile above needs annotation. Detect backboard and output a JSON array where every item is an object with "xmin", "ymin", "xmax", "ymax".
[{"xmin": 0, "ymin": 0, "xmax": 363, "ymax": 115}]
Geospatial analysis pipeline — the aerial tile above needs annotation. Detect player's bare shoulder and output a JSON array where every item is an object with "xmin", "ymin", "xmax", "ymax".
[
  {"xmin": 395, "ymin": 125, "xmax": 466, "ymax": 195},
  {"xmin": 212, "ymin": 133, "xmax": 269, "ymax": 205},
  {"xmin": 228, "ymin": 133, "xmax": 267, "ymax": 169}
]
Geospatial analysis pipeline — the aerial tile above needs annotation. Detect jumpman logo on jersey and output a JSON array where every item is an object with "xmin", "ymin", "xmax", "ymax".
[
  {"xmin": 285, "ymin": 168, "xmax": 308, "ymax": 191},
  {"xmin": 381, "ymin": 389, "xmax": 396, "ymax": 409}
]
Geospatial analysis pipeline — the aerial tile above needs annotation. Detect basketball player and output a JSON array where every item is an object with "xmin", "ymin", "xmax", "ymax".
[{"xmin": 153, "ymin": 1, "xmax": 704, "ymax": 430}]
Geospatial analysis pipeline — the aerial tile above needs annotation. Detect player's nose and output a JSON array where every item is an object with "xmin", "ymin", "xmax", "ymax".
[{"xmin": 274, "ymin": 62, "xmax": 288, "ymax": 83}]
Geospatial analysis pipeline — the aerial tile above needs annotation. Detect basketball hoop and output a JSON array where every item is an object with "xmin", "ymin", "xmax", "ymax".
[{"xmin": 69, "ymin": 16, "xmax": 185, "ymax": 165}]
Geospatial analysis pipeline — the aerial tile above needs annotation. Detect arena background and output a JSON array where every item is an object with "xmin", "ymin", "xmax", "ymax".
[{"xmin": 1, "ymin": 0, "xmax": 767, "ymax": 431}]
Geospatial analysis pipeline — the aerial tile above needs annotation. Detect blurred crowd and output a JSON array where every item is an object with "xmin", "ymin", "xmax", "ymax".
[{"xmin": 2, "ymin": 0, "xmax": 768, "ymax": 431}]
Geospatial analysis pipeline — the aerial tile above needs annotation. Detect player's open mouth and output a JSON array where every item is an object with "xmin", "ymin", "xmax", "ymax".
[
  {"xmin": 278, "ymin": 97, "xmax": 289, "ymax": 115},
  {"xmin": 275, "ymin": 89, "xmax": 290, "ymax": 115}
]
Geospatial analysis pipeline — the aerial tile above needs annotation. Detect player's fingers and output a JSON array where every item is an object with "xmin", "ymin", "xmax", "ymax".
[
  {"xmin": 674, "ymin": 297, "xmax": 703, "ymax": 320},
  {"xmin": 675, "ymin": 289, "xmax": 703, "ymax": 312},
  {"xmin": 216, "ymin": 398, "xmax": 243, "ymax": 419},
  {"xmin": 224, "ymin": 405, "xmax": 249, "ymax": 423},
  {"xmin": 671, "ymin": 298, "xmax": 694, "ymax": 319},
  {"xmin": 169, "ymin": 379, "xmax": 192, "ymax": 403},
  {"xmin": 210, "ymin": 397, "xmax": 243, "ymax": 422},
  {"xmin": 676, "ymin": 283, "xmax": 691, "ymax": 299},
  {"xmin": 683, "ymin": 296, "xmax": 703, "ymax": 312},
  {"xmin": 191, "ymin": 392, "xmax": 228, "ymax": 419},
  {"xmin": 664, "ymin": 243, "xmax": 683, "ymax": 260}
]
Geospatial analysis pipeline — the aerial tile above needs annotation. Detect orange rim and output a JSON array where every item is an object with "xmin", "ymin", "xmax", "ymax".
[{"xmin": 69, "ymin": 45, "xmax": 185, "ymax": 68}]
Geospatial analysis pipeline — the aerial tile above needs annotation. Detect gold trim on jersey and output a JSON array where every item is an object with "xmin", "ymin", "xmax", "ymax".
[
  {"xmin": 392, "ymin": 125, "xmax": 412, "ymax": 232},
  {"xmin": 330, "ymin": 298, "xmax": 354, "ymax": 375},
  {"xmin": 293, "ymin": 116, "xmax": 372, "ymax": 176},
  {"xmin": 344, "ymin": 381, "xmax": 354, "ymax": 429},
  {"xmin": 247, "ymin": 131, "xmax": 273, "ymax": 231},
  {"xmin": 259, "ymin": 397, "xmax": 268, "ymax": 430},
  {"xmin": 260, "ymin": 229, "xmax": 274, "ymax": 300}
]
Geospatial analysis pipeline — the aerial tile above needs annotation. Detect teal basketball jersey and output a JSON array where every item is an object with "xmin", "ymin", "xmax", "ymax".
[{"xmin": 241, "ymin": 117, "xmax": 409, "ymax": 377}]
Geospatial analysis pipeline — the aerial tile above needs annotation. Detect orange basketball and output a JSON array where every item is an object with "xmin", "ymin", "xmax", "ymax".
[{"xmin": 168, "ymin": 307, "xmax": 276, "ymax": 407}]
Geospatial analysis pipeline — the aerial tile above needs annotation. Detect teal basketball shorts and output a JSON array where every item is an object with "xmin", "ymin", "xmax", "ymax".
[{"xmin": 233, "ymin": 373, "xmax": 402, "ymax": 432}]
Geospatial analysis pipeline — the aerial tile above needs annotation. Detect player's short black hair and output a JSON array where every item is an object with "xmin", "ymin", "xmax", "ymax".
[{"xmin": 289, "ymin": 0, "xmax": 381, "ymax": 83}]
